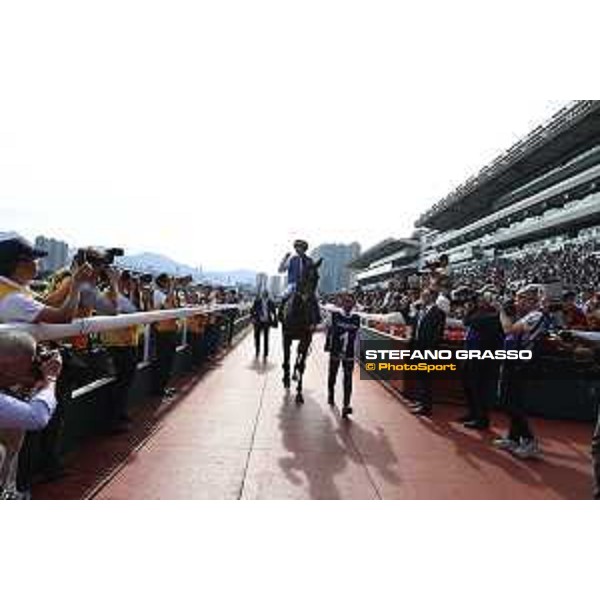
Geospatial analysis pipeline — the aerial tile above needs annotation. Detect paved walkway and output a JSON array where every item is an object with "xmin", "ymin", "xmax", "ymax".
[{"xmin": 92, "ymin": 330, "xmax": 593, "ymax": 500}]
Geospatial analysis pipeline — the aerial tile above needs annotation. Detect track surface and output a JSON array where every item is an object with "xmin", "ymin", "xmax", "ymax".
[{"xmin": 81, "ymin": 330, "xmax": 594, "ymax": 500}]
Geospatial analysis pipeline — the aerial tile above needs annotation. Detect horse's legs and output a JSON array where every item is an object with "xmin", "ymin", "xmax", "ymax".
[
  {"xmin": 294, "ymin": 334, "xmax": 312, "ymax": 404},
  {"xmin": 282, "ymin": 333, "xmax": 291, "ymax": 389}
]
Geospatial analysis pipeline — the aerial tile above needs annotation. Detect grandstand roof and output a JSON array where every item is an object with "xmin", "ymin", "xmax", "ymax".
[
  {"xmin": 348, "ymin": 237, "xmax": 419, "ymax": 269},
  {"xmin": 417, "ymin": 101, "xmax": 600, "ymax": 231}
]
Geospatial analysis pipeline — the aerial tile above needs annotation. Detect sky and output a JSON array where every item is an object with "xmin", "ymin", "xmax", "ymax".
[{"xmin": 0, "ymin": 2, "xmax": 590, "ymax": 274}]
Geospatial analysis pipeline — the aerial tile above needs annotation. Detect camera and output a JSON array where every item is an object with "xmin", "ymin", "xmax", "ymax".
[
  {"xmin": 175, "ymin": 275, "xmax": 193, "ymax": 287},
  {"xmin": 32, "ymin": 347, "xmax": 58, "ymax": 379},
  {"xmin": 75, "ymin": 247, "xmax": 125, "ymax": 268}
]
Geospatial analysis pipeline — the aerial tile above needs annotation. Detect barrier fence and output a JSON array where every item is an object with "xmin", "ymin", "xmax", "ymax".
[
  {"xmin": 323, "ymin": 304, "xmax": 599, "ymax": 421},
  {"xmin": 0, "ymin": 303, "xmax": 252, "ymax": 364}
]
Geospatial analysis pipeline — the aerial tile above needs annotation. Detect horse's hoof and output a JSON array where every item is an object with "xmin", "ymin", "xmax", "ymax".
[
  {"xmin": 295, "ymin": 394, "xmax": 304, "ymax": 405},
  {"xmin": 283, "ymin": 378, "xmax": 291, "ymax": 390}
]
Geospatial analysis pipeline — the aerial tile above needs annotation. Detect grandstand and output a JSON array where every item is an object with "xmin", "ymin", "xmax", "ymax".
[
  {"xmin": 417, "ymin": 101, "xmax": 600, "ymax": 270},
  {"xmin": 349, "ymin": 101, "xmax": 600, "ymax": 285},
  {"xmin": 347, "ymin": 237, "xmax": 420, "ymax": 288}
]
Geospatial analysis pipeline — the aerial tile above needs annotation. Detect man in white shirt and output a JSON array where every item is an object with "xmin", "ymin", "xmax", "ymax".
[
  {"xmin": 0, "ymin": 234, "xmax": 94, "ymax": 492},
  {"xmin": 0, "ymin": 330, "xmax": 63, "ymax": 499},
  {"xmin": 0, "ymin": 233, "xmax": 93, "ymax": 324}
]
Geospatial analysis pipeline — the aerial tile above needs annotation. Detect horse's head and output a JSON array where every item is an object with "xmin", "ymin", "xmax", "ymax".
[{"xmin": 298, "ymin": 258, "xmax": 323, "ymax": 298}]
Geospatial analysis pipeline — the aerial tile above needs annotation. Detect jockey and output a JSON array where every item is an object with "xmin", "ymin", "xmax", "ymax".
[
  {"xmin": 278, "ymin": 239, "xmax": 315, "ymax": 298},
  {"xmin": 278, "ymin": 239, "xmax": 321, "ymax": 324}
]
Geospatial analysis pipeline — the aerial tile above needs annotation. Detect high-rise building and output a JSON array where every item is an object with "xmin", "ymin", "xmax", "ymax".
[
  {"xmin": 268, "ymin": 274, "xmax": 283, "ymax": 298},
  {"xmin": 35, "ymin": 236, "xmax": 69, "ymax": 274},
  {"xmin": 310, "ymin": 242, "xmax": 361, "ymax": 294},
  {"xmin": 255, "ymin": 272, "xmax": 269, "ymax": 293}
]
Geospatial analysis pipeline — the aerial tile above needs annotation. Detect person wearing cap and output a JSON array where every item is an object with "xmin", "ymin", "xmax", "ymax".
[
  {"xmin": 493, "ymin": 284, "xmax": 549, "ymax": 459},
  {"xmin": 278, "ymin": 240, "xmax": 315, "ymax": 297},
  {"xmin": 0, "ymin": 234, "xmax": 94, "ymax": 495},
  {"xmin": 278, "ymin": 239, "xmax": 321, "ymax": 324},
  {"xmin": 0, "ymin": 234, "xmax": 93, "ymax": 325}
]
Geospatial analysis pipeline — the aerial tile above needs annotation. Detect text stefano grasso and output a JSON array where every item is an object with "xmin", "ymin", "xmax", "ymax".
[{"xmin": 363, "ymin": 349, "xmax": 533, "ymax": 361}]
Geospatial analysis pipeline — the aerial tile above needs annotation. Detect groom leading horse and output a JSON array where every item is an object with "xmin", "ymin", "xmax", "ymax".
[{"xmin": 278, "ymin": 240, "xmax": 323, "ymax": 404}]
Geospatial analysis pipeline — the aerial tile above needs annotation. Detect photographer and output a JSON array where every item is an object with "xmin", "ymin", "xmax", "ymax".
[
  {"xmin": 0, "ymin": 330, "xmax": 62, "ymax": 500},
  {"xmin": 493, "ymin": 285, "xmax": 550, "ymax": 460},
  {"xmin": 0, "ymin": 236, "xmax": 97, "ymax": 489},
  {"xmin": 16, "ymin": 248, "xmax": 119, "ymax": 487},
  {"xmin": 44, "ymin": 247, "xmax": 120, "ymax": 326},
  {"xmin": 184, "ymin": 290, "xmax": 208, "ymax": 367},
  {"xmin": 152, "ymin": 273, "xmax": 180, "ymax": 399},
  {"xmin": 0, "ymin": 235, "xmax": 93, "ymax": 325},
  {"xmin": 100, "ymin": 270, "xmax": 141, "ymax": 433},
  {"xmin": 224, "ymin": 290, "xmax": 239, "ymax": 346},
  {"xmin": 560, "ymin": 291, "xmax": 588, "ymax": 330}
]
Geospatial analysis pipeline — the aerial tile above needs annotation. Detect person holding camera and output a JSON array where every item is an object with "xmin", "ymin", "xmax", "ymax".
[
  {"xmin": 0, "ymin": 330, "xmax": 63, "ymax": 500},
  {"xmin": 0, "ymin": 236, "xmax": 98, "ymax": 489},
  {"xmin": 224, "ymin": 290, "xmax": 239, "ymax": 346},
  {"xmin": 152, "ymin": 273, "xmax": 180, "ymax": 399},
  {"xmin": 493, "ymin": 285, "xmax": 550, "ymax": 460},
  {"xmin": 16, "ymin": 247, "xmax": 119, "ymax": 486},
  {"xmin": 180, "ymin": 288, "xmax": 207, "ymax": 367},
  {"xmin": 251, "ymin": 290, "xmax": 277, "ymax": 360},
  {"xmin": 44, "ymin": 247, "xmax": 120, "ymax": 330},
  {"xmin": 0, "ymin": 235, "xmax": 93, "ymax": 325},
  {"xmin": 100, "ymin": 270, "xmax": 141, "ymax": 433}
]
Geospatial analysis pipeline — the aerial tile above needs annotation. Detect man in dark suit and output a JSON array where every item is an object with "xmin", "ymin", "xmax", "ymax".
[
  {"xmin": 251, "ymin": 290, "xmax": 277, "ymax": 360},
  {"xmin": 460, "ymin": 289, "xmax": 504, "ymax": 430},
  {"xmin": 409, "ymin": 287, "xmax": 447, "ymax": 417}
]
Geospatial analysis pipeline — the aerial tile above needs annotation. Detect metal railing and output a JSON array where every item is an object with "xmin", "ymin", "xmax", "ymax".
[
  {"xmin": 0, "ymin": 303, "xmax": 245, "ymax": 340},
  {"xmin": 0, "ymin": 303, "xmax": 252, "ymax": 363}
]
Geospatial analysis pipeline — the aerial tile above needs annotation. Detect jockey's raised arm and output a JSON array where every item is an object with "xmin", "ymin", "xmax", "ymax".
[{"xmin": 278, "ymin": 252, "xmax": 292, "ymax": 274}]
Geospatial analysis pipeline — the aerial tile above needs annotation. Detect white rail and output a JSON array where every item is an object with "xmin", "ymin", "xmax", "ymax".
[{"xmin": 0, "ymin": 304, "xmax": 246, "ymax": 342}]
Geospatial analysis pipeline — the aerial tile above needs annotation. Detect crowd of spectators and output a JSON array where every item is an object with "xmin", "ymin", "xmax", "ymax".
[
  {"xmin": 327, "ymin": 239, "xmax": 600, "ymax": 333},
  {"xmin": 325, "ymin": 244, "xmax": 600, "ymax": 497},
  {"xmin": 0, "ymin": 234, "xmax": 250, "ymax": 500},
  {"xmin": 452, "ymin": 238, "xmax": 600, "ymax": 297}
]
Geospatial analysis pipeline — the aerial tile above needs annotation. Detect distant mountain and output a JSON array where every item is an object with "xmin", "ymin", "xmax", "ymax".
[
  {"xmin": 202, "ymin": 269, "xmax": 258, "ymax": 286},
  {"xmin": 116, "ymin": 252, "xmax": 257, "ymax": 286}
]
